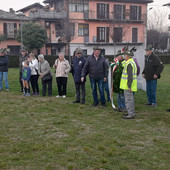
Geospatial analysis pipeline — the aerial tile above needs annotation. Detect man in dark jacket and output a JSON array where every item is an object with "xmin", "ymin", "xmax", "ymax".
[
  {"xmin": 0, "ymin": 48, "xmax": 9, "ymax": 92},
  {"xmin": 81, "ymin": 46, "xmax": 107, "ymax": 107},
  {"xmin": 19, "ymin": 46, "xmax": 28, "ymax": 92},
  {"xmin": 142, "ymin": 45, "xmax": 164, "ymax": 107},
  {"xmin": 72, "ymin": 48, "xmax": 86, "ymax": 104}
]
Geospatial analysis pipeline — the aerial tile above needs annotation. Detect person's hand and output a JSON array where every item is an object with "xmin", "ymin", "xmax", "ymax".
[
  {"xmin": 104, "ymin": 77, "xmax": 107, "ymax": 82},
  {"xmin": 142, "ymin": 74, "xmax": 145, "ymax": 78},
  {"xmin": 40, "ymin": 73, "xmax": 43, "ymax": 78},
  {"xmin": 81, "ymin": 77, "xmax": 84, "ymax": 82},
  {"xmin": 153, "ymin": 74, "xmax": 158, "ymax": 79},
  {"xmin": 128, "ymin": 88, "xmax": 132, "ymax": 92}
]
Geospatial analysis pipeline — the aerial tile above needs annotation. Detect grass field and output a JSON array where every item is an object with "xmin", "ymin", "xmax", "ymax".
[{"xmin": 0, "ymin": 65, "xmax": 170, "ymax": 170}]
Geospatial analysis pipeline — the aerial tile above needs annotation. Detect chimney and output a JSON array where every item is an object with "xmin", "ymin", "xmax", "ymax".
[{"xmin": 9, "ymin": 8, "xmax": 15, "ymax": 14}]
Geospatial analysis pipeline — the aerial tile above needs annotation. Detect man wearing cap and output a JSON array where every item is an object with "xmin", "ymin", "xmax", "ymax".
[
  {"xmin": 81, "ymin": 46, "xmax": 107, "ymax": 107},
  {"xmin": 142, "ymin": 45, "xmax": 164, "ymax": 107},
  {"xmin": 19, "ymin": 47, "xmax": 28, "ymax": 92},
  {"xmin": 120, "ymin": 50, "xmax": 137, "ymax": 119},
  {"xmin": 0, "ymin": 48, "xmax": 9, "ymax": 92},
  {"xmin": 72, "ymin": 47, "xmax": 86, "ymax": 104}
]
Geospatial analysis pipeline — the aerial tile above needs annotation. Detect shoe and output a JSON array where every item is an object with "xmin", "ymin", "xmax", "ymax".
[
  {"xmin": 123, "ymin": 115, "xmax": 135, "ymax": 119},
  {"xmin": 101, "ymin": 103, "xmax": 106, "ymax": 108},
  {"xmin": 144, "ymin": 102, "xmax": 152, "ymax": 106},
  {"xmin": 73, "ymin": 100, "xmax": 80, "ymax": 103},
  {"xmin": 167, "ymin": 109, "xmax": 170, "ymax": 112},
  {"xmin": 6, "ymin": 89, "xmax": 9, "ymax": 92},
  {"xmin": 150, "ymin": 103, "xmax": 157, "ymax": 108},
  {"xmin": 20, "ymin": 89, "xmax": 23, "ymax": 92},
  {"xmin": 22, "ymin": 93, "xmax": 26, "ymax": 96},
  {"xmin": 107, "ymin": 99, "xmax": 111, "ymax": 102},
  {"xmin": 56, "ymin": 95, "xmax": 61, "ymax": 98},
  {"xmin": 26, "ymin": 93, "xmax": 30, "ymax": 96},
  {"xmin": 31, "ymin": 93, "xmax": 35, "ymax": 95},
  {"xmin": 35, "ymin": 92, "xmax": 40, "ymax": 95},
  {"xmin": 81, "ymin": 101, "xmax": 85, "ymax": 104},
  {"xmin": 91, "ymin": 102, "xmax": 99, "ymax": 106},
  {"xmin": 63, "ymin": 95, "xmax": 66, "ymax": 98}
]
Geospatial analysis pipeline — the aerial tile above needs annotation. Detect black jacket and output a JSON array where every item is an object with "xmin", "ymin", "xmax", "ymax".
[
  {"xmin": 72, "ymin": 56, "xmax": 86, "ymax": 83},
  {"xmin": 81, "ymin": 54, "xmax": 107, "ymax": 79},
  {"xmin": 142, "ymin": 52, "xmax": 164, "ymax": 80},
  {"xmin": 0, "ymin": 55, "xmax": 9, "ymax": 72}
]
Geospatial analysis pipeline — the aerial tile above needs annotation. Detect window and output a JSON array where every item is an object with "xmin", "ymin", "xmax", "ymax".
[
  {"xmin": 113, "ymin": 27, "xmax": 123, "ymax": 43},
  {"xmin": 132, "ymin": 28, "xmax": 138, "ymax": 42},
  {"xmin": 70, "ymin": 23, "xmax": 75, "ymax": 36},
  {"xmin": 69, "ymin": 0, "xmax": 89, "ymax": 12},
  {"xmin": 114, "ymin": 4, "xmax": 126, "ymax": 20},
  {"xmin": 97, "ymin": 27, "xmax": 109, "ymax": 42},
  {"xmin": 97, "ymin": 3, "xmax": 109, "ymax": 19},
  {"xmin": 78, "ymin": 24, "xmax": 89, "ymax": 36},
  {"xmin": 3, "ymin": 23, "xmax": 17, "ymax": 39},
  {"xmin": 130, "ymin": 6, "xmax": 141, "ymax": 21},
  {"xmin": 54, "ymin": 0, "xmax": 64, "ymax": 11},
  {"xmin": 7, "ymin": 46, "xmax": 20, "ymax": 55}
]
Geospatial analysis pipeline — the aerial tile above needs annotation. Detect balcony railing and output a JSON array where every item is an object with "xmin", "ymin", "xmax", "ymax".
[
  {"xmin": 84, "ymin": 10, "xmax": 144, "ymax": 23},
  {"xmin": 29, "ymin": 9, "xmax": 67, "ymax": 19}
]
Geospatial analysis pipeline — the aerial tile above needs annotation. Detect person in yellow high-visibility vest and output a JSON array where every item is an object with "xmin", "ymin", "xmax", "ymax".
[{"xmin": 120, "ymin": 50, "xmax": 137, "ymax": 119}]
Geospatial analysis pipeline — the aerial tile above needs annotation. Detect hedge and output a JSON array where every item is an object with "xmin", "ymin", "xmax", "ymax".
[{"xmin": 8, "ymin": 54, "xmax": 170, "ymax": 68}]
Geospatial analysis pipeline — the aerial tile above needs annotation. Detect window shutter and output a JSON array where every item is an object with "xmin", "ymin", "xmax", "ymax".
[
  {"xmin": 123, "ymin": 5, "xmax": 126, "ymax": 20},
  {"xmin": 97, "ymin": 27, "xmax": 100, "ymax": 42},
  {"xmin": 3, "ymin": 23, "xmax": 7, "ymax": 35},
  {"xmin": 107, "ymin": 4, "xmax": 109, "ymax": 19},
  {"xmin": 14, "ymin": 23, "xmax": 17, "ymax": 35},
  {"xmin": 97, "ymin": 4, "xmax": 100, "ymax": 19},
  {"xmin": 138, "ymin": 6, "xmax": 141, "ymax": 20},
  {"xmin": 106, "ymin": 27, "xmax": 109, "ymax": 42}
]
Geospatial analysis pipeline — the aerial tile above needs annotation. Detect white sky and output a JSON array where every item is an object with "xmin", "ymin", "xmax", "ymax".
[{"xmin": 0, "ymin": 0, "xmax": 169, "ymax": 28}]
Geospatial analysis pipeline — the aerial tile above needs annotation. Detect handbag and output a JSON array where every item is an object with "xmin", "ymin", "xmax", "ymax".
[{"xmin": 42, "ymin": 73, "xmax": 52, "ymax": 81}]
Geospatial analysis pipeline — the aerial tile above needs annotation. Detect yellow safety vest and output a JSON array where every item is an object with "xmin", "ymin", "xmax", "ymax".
[{"xmin": 120, "ymin": 58, "xmax": 137, "ymax": 92}]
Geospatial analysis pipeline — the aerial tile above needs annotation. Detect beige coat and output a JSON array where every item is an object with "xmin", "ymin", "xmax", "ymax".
[{"xmin": 54, "ymin": 58, "xmax": 71, "ymax": 77}]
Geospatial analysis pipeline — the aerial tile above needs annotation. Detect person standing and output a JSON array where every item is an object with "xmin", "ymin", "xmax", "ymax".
[
  {"xmin": 38, "ymin": 54, "xmax": 53, "ymax": 97},
  {"xmin": 28, "ymin": 53, "xmax": 39, "ymax": 95},
  {"xmin": 120, "ymin": 50, "xmax": 137, "ymax": 119},
  {"xmin": 72, "ymin": 48, "xmax": 86, "ymax": 104},
  {"xmin": 111, "ymin": 50, "xmax": 126, "ymax": 112},
  {"xmin": 22, "ymin": 60, "xmax": 31, "ymax": 96},
  {"xmin": 81, "ymin": 46, "xmax": 107, "ymax": 107},
  {"xmin": 0, "ymin": 48, "xmax": 9, "ymax": 92},
  {"xmin": 19, "ymin": 47, "xmax": 28, "ymax": 92},
  {"xmin": 53, "ymin": 52, "xmax": 71, "ymax": 98},
  {"xmin": 142, "ymin": 45, "xmax": 164, "ymax": 107}
]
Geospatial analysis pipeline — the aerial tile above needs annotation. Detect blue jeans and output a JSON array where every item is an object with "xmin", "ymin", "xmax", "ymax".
[
  {"xmin": 117, "ymin": 92, "xmax": 126, "ymax": 109},
  {"xmin": 90, "ymin": 78, "xmax": 105, "ymax": 104},
  {"xmin": 104, "ymin": 80, "xmax": 110, "ymax": 101},
  {"xmin": 146, "ymin": 79, "xmax": 157, "ymax": 104},
  {"xmin": 0, "ymin": 72, "xmax": 9, "ymax": 90}
]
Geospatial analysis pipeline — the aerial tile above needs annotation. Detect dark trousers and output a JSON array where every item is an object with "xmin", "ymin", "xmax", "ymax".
[
  {"xmin": 30, "ymin": 75, "xmax": 39, "ymax": 93},
  {"xmin": 42, "ymin": 78, "xmax": 52, "ymax": 96},
  {"xmin": 19, "ymin": 71, "xmax": 23, "ymax": 91},
  {"xmin": 75, "ymin": 82, "xmax": 85, "ymax": 102},
  {"xmin": 56, "ymin": 77, "xmax": 67, "ymax": 96}
]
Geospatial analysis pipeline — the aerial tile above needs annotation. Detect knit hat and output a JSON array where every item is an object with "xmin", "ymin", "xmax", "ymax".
[{"xmin": 145, "ymin": 45, "xmax": 153, "ymax": 51}]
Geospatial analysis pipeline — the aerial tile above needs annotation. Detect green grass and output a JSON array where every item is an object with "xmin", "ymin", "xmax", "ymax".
[{"xmin": 0, "ymin": 65, "xmax": 170, "ymax": 169}]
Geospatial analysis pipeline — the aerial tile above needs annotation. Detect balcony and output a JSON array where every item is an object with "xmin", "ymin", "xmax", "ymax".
[
  {"xmin": 84, "ymin": 10, "xmax": 144, "ymax": 23},
  {"xmin": 29, "ymin": 9, "xmax": 67, "ymax": 20}
]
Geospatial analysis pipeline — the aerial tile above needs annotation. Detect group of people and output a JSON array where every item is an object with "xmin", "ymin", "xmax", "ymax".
[{"xmin": 0, "ymin": 44, "xmax": 167, "ymax": 119}]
